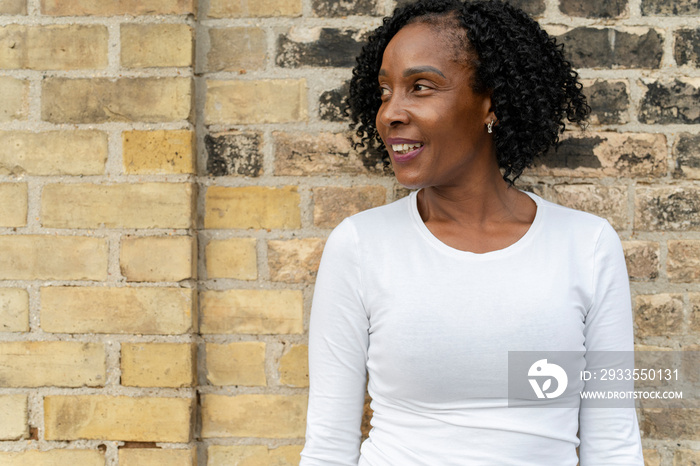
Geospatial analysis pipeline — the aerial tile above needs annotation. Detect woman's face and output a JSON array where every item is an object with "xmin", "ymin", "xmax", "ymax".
[{"xmin": 376, "ymin": 21, "xmax": 495, "ymax": 190}]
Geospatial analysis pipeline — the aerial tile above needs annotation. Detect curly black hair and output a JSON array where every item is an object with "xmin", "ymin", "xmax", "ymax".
[{"xmin": 348, "ymin": 0, "xmax": 590, "ymax": 184}]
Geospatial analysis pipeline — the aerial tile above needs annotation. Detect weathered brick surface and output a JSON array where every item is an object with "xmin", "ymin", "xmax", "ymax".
[
  {"xmin": 641, "ymin": 408, "xmax": 700, "ymax": 439},
  {"xmin": 0, "ymin": 25, "xmax": 108, "ymax": 70},
  {"xmin": 207, "ymin": 445, "xmax": 302, "ymax": 466},
  {"xmin": 532, "ymin": 132, "xmax": 666, "ymax": 178},
  {"xmin": 44, "ymin": 396, "xmax": 192, "ymax": 442},
  {"xmin": 119, "ymin": 448, "xmax": 196, "ymax": 466},
  {"xmin": 0, "ymin": 395, "xmax": 27, "ymax": 440},
  {"xmin": 634, "ymin": 294, "xmax": 684, "ymax": 337},
  {"xmin": 559, "ymin": 0, "xmax": 627, "ymax": 18},
  {"xmin": 635, "ymin": 187, "xmax": 700, "ymax": 231},
  {"xmin": 622, "ymin": 241, "xmax": 659, "ymax": 281},
  {"xmin": 0, "ymin": 288, "xmax": 28, "ymax": 332},
  {"xmin": 0, "ymin": 341, "xmax": 105, "ymax": 387},
  {"xmin": 496, "ymin": 0, "xmax": 546, "ymax": 16},
  {"xmin": 205, "ymin": 238, "xmax": 257, "ymax": 280},
  {"xmin": 206, "ymin": 28, "xmax": 266, "ymax": 72},
  {"xmin": 643, "ymin": 449, "xmax": 661, "ymax": 466},
  {"xmin": 557, "ymin": 28, "xmax": 663, "ymax": 69},
  {"xmin": 674, "ymin": 450, "xmax": 700, "ymax": 465},
  {"xmin": 279, "ymin": 344, "xmax": 308, "ymax": 387},
  {"xmin": 41, "ymin": 183, "xmax": 193, "ymax": 229},
  {"xmin": 200, "ymin": 289, "xmax": 303, "ymax": 334},
  {"xmin": 41, "ymin": 287, "xmax": 195, "ymax": 334},
  {"xmin": 667, "ymin": 240, "xmax": 700, "ymax": 282},
  {"xmin": 42, "ymin": 78, "xmax": 191, "ymax": 124},
  {"xmin": 41, "ymin": 0, "xmax": 194, "ymax": 15},
  {"xmin": 0, "ymin": 183, "xmax": 26, "ymax": 227},
  {"xmin": 0, "ymin": 131, "xmax": 107, "ymax": 176},
  {"xmin": 639, "ymin": 79, "xmax": 700, "ymax": 124},
  {"xmin": 277, "ymin": 28, "xmax": 364, "ymax": 68},
  {"xmin": 205, "ymin": 80, "xmax": 306, "ymax": 124},
  {"xmin": 205, "ymin": 131, "xmax": 263, "ymax": 177},
  {"xmin": 274, "ymin": 132, "xmax": 384, "ymax": 175},
  {"xmin": 319, "ymin": 81, "xmax": 349, "ymax": 122},
  {"xmin": 201, "ymin": 394, "xmax": 307, "ymax": 438},
  {"xmin": 583, "ymin": 80, "xmax": 629, "ymax": 125},
  {"xmin": 549, "ymin": 185, "xmax": 628, "ymax": 230},
  {"xmin": 0, "ymin": 235, "xmax": 107, "ymax": 280},
  {"xmin": 208, "ymin": 0, "xmax": 302, "ymax": 18},
  {"xmin": 0, "ymin": 77, "xmax": 28, "ymax": 122},
  {"xmin": 206, "ymin": 341, "xmax": 266, "ymax": 386},
  {"xmin": 122, "ymin": 130, "xmax": 194, "ymax": 175},
  {"xmin": 0, "ymin": 450, "xmax": 104, "ymax": 466},
  {"xmin": 674, "ymin": 133, "xmax": 700, "ymax": 179},
  {"xmin": 121, "ymin": 24, "xmax": 192, "ymax": 68},
  {"xmin": 268, "ymin": 238, "xmax": 324, "ymax": 283},
  {"xmin": 675, "ymin": 29, "xmax": 700, "ymax": 67},
  {"xmin": 204, "ymin": 186, "xmax": 300, "ymax": 230},
  {"xmin": 0, "ymin": 0, "xmax": 25, "ymax": 14},
  {"xmin": 641, "ymin": 0, "xmax": 699, "ymax": 15},
  {"xmin": 691, "ymin": 294, "xmax": 700, "ymax": 334},
  {"xmin": 313, "ymin": 186, "xmax": 386, "ymax": 228},
  {"xmin": 312, "ymin": 0, "xmax": 379, "ymax": 16},
  {"xmin": 120, "ymin": 235, "xmax": 196, "ymax": 282},
  {"xmin": 121, "ymin": 343, "xmax": 195, "ymax": 388}
]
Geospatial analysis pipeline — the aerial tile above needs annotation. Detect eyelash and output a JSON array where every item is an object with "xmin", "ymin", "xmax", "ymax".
[{"xmin": 378, "ymin": 83, "xmax": 431, "ymax": 97}]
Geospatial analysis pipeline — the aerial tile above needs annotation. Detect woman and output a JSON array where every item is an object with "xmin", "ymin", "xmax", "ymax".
[{"xmin": 301, "ymin": 0, "xmax": 644, "ymax": 464}]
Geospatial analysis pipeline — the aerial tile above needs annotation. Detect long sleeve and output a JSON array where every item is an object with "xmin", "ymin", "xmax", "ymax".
[
  {"xmin": 300, "ymin": 218, "xmax": 369, "ymax": 466},
  {"xmin": 578, "ymin": 221, "xmax": 644, "ymax": 465}
]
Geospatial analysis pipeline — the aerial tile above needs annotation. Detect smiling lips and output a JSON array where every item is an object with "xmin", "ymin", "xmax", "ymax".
[{"xmin": 387, "ymin": 139, "xmax": 424, "ymax": 162}]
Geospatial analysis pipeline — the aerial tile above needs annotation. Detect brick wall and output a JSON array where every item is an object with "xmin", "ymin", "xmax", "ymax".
[{"xmin": 0, "ymin": 0, "xmax": 697, "ymax": 465}]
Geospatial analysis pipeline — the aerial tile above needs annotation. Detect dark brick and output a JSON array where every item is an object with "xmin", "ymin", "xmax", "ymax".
[
  {"xmin": 639, "ymin": 79, "xmax": 700, "ymax": 124},
  {"xmin": 506, "ymin": 0, "xmax": 546, "ymax": 17},
  {"xmin": 635, "ymin": 187, "xmax": 700, "ymax": 231},
  {"xmin": 584, "ymin": 80, "xmax": 629, "ymax": 124},
  {"xmin": 313, "ymin": 0, "xmax": 380, "ymax": 16},
  {"xmin": 541, "ymin": 136, "xmax": 604, "ymax": 170},
  {"xmin": 557, "ymin": 28, "xmax": 662, "ymax": 69},
  {"xmin": 560, "ymin": 0, "xmax": 627, "ymax": 18},
  {"xmin": 319, "ymin": 81, "xmax": 349, "ymax": 122},
  {"xmin": 205, "ymin": 131, "xmax": 262, "ymax": 177},
  {"xmin": 642, "ymin": 0, "xmax": 699, "ymax": 15},
  {"xmin": 674, "ymin": 133, "xmax": 700, "ymax": 179},
  {"xmin": 277, "ymin": 29, "xmax": 364, "ymax": 68},
  {"xmin": 675, "ymin": 29, "xmax": 700, "ymax": 67}
]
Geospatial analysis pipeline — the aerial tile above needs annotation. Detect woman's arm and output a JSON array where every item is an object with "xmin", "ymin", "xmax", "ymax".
[
  {"xmin": 300, "ymin": 218, "xmax": 370, "ymax": 466},
  {"xmin": 578, "ymin": 221, "xmax": 644, "ymax": 465}
]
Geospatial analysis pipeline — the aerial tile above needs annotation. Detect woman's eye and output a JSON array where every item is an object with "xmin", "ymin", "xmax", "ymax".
[
  {"xmin": 379, "ymin": 87, "xmax": 391, "ymax": 96},
  {"xmin": 414, "ymin": 83, "xmax": 430, "ymax": 91}
]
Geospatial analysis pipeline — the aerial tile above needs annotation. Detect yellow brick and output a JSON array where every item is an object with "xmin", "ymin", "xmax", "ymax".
[
  {"xmin": 0, "ymin": 183, "xmax": 27, "ymax": 227},
  {"xmin": 205, "ymin": 186, "xmax": 300, "ymax": 229},
  {"xmin": 42, "ymin": 78, "xmax": 191, "ymax": 124},
  {"xmin": 120, "ymin": 236, "xmax": 196, "ymax": 282},
  {"xmin": 44, "ymin": 395, "xmax": 192, "ymax": 442},
  {"xmin": 279, "ymin": 344, "xmax": 308, "ymax": 387},
  {"xmin": 41, "ymin": 0, "xmax": 194, "ymax": 15},
  {"xmin": 205, "ymin": 79, "xmax": 306, "ymax": 124},
  {"xmin": 121, "ymin": 24, "xmax": 192, "ymax": 68},
  {"xmin": 0, "ymin": 77, "xmax": 28, "ymax": 121},
  {"xmin": 0, "ymin": 395, "xmax": 27, "ymax": 440},
  {"xmin": 313, "ymin": 186, "xmax": 386, "ymax": 228},
  {"xmin": 205, "ymin": 238, "xmax": 257, "ymax": 280},
  {"xmin": 206, "ymin": 341, "xmax": 266, "ymax": 386},
  {"xmin": 0, "ymin": 288, "xmax": 28, "ymax": 332},
  {"xmin": 202, "ymin": 394, "xmax": 306, "ymax": 438},
  {"xmin": 41, "ymin": 183, "xmax": 193, "ymax": 229},
  {"xmin": 0, "ymin": 341, "xmax": 105, "ymax": 387},
  {"xmin": 207, "ymin": 445, "xmax": 302, "ymax": 466},
  {"xmin": 206, "ymin": 27, "xmax": 266, "ymax": 72},
  {"xmin": 121, "ymin": 343, "xmax": 195, "ymax": 388},
  {"xmin": 41, "ymin": 287, "xmax": 195, "ymax": 334},
  {"xmin": 200, "ymin": 289, "xmax": 303, "ymax": 334},
  {"xmin": 0, "ymin": 0, "xmax": 26, "ymax": 14},
  {"xmin": 0, "ymin": 450, "xmax": 104, "ymax": 466},
  {"xmin": 0, "ymin": 130, "xmax": 107, "ymax": 176},
  {"xmin": 119, "ymin": 448, "xmax": 196, "ymax": 466},
  {"xmin": 268, "ymin": 238, "xmax": 324, "ymax": 283},
  {"xmin": 0, "ymin": 25, "xmax": 107, "ymax": 70},
  {"xmin": 208, "ymin": 0, "xmax": 301, "ymax": 17},
  {"xmin": 122, "ymin": 130, "xmax": 194, "ymax": 174},
  {"xmin": 0, "ymin": 235, "xmax": 107, "ymax": 280}
]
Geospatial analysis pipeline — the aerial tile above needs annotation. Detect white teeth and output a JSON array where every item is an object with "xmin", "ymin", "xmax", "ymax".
[{"xmin": 391, "ymin": 143, "xmax": 422, "ymax": 153}]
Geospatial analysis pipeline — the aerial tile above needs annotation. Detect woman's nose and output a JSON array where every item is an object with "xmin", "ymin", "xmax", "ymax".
[{"xmin": 377, "ymin": 94, "xmax": 409, "ymax": 127}]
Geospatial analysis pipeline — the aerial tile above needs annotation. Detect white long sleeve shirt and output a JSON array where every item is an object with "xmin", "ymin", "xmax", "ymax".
[{"xmin": 301, "ymin": 189, "xmax": 644, "ymax": 465}]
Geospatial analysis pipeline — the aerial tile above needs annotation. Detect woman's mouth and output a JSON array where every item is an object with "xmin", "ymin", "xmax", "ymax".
[{"xmin": 391, "ymin": 143, "xmax": 424, "ymax": 162}]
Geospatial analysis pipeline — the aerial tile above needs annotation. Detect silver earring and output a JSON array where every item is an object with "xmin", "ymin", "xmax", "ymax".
[{"xmin": 487, "ymin": 120, "xmax": 494, "ymax": 134}]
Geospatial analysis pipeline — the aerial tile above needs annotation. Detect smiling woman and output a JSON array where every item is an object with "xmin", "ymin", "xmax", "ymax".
[{"xmin": 300, "ymin": 1, "xmax": 644, "ymax": 465}]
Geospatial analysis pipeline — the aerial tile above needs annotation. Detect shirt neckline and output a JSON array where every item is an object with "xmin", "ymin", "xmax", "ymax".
[{"xmin": 407, "ymin": 188, "xmax": 544, "ymax": 260}]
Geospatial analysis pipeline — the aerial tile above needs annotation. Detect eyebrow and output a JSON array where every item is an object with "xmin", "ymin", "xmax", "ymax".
[{"xmin": 378, "ymin": 66, "xmax": 446, "ymax": 78}]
